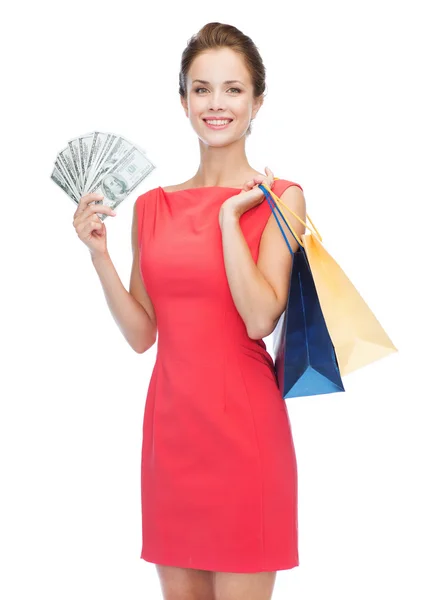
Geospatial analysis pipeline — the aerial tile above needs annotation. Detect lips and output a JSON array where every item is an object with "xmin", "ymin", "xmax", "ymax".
[
  {"xmin": 202, "ymin": 118, "xmax": 234, "ymax": 131},
  {"xmin": 203, "ymin": 119, "xmax": 233, "ymax": 127}
]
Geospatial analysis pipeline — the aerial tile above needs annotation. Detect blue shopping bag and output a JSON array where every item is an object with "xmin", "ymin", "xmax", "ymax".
[{"xmin": 258, "ymin": 183, "xmax": 345, "ymax": 399}]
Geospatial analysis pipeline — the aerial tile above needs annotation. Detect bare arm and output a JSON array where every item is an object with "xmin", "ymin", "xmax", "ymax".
[
  {"xmin": 91, "ymin": 198, "xmax": 157, "ymax": 353},
  {"xmin": 219, "ymin": 184, "xmax": 306, "ymax": 340}
]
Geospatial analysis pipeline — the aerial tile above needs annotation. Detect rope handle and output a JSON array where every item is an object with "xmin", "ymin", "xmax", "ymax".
[
  {"xmin": 259, "ymin": 177, "xmax": 323, "ymax": 248},
  {"xmin": 260, "ymin": 185, "xmax": 297, "ymax": 257}
]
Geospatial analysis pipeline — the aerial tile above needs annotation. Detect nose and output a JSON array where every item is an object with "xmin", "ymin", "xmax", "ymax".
[{"xmin": 207, "ymin": 90, "xmax": 226, "ymax": 112}]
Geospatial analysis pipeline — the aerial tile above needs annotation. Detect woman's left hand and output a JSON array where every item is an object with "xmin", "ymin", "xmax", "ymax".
[{"xmin": 219, "ymin": 167, "xmax": 275, "ymax": 223}]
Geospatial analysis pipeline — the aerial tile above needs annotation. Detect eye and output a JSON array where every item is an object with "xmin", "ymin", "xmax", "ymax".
[{"xmin": 194, "ymin": 87, "xmax": 241, "ymax": 94}]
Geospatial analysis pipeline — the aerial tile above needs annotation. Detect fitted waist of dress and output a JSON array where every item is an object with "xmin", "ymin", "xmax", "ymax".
[{"xmin": 156, "ymin": 324, "xmax": 274, "ymax": 370}]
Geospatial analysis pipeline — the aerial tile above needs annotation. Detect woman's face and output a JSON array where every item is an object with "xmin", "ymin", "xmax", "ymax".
[{"xmin": 181, "ymin": 47, "xmax": 262, "ymax": 146}]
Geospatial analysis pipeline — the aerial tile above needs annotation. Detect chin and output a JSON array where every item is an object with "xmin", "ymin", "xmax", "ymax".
[
  {"xmin": 199, "ymin": 136, "xmax": 239, "ymax": 148},
  {"xmin": 196, "ymin": 126, "xmax": 248, "ymax": 146}
]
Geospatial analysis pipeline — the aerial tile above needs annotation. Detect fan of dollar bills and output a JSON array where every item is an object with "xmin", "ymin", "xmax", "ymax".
[{"xmin": 50, "ymin": 131, "xmax": 156, "ymax": 220}]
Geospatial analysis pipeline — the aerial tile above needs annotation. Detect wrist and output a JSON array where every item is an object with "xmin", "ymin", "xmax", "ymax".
[
  {"xmin": 91, "ymin": 250, "xmax": 111, "ymax": 264},
  {"xmin": 219, "ymin": 203, "xmax": 240, "ymax": 225}
]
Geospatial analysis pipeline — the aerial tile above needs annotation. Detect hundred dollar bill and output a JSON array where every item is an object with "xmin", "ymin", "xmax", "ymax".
[
  {"xmin": 81, "ymin": 131, "xmax": 106, "ymax": 192},
  {"xmin": 67, "ymin": 138, "xmax": 82, "ymax": 193},
  {"xmin": 57, "ymin": 145, "xmax": 81, "ymax": 196},
  {"xmin": 66, "ymin": 130, "xmax": 94, "ymax": 193},
  {"xmin": 84, "ymin": 132, "xmax": 118, "ymax": 193},
  {"xmin": 50, "ymin": 165, "xmax": 80, "ymax": 204},
  {"xmin": 120, "ymin": 134, "xmax": 147, "ymax": 156},
  {"xmin": 87, "ymin": 145, "xmax": 156, "ymax": 220},
  {"xmin": 51, "ymin": 131, "xmax": 155, "ymax": 219},
  {"xmin": 84, "ymin": 135, "xmax": 135, "ymax": 194},
  {"xmin": 76, "ymin": 133, "xmax": 95, "ymax": 193},
  {"xmin": 54, "ymin": 155, "xmax": 81, "ymax": 199}
]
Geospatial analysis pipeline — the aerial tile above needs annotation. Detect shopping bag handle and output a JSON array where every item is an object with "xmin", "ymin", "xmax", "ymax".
[
  {"xmin": 259, "ymin": 184, "xmax": 303, "ymax": 257},
  {"xmin": 259, "ymin": 177, "xmax": 323, "ymax": 249}
]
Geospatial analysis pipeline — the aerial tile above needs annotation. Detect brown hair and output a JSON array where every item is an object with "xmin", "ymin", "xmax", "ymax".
[{"xmin": 179, "ymin": 22, "xmax": 267, "ymax": 136}]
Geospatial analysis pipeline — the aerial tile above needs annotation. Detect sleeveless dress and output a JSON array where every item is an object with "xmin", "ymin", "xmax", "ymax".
[{"xmin": 135, "ymin": 178, "xmax": 303, "ymax": 573}]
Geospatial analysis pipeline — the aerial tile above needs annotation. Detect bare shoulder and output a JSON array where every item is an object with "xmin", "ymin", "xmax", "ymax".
[
  {"xmin": 258, "ymin": 181, "xmax": 307, "ymax": 265},
  {"xmin": 262, "ymin": 182, "xmax": 306, "ymax": 241},
  {"xmin": 161, "ymin": 180, "xmax": 193, "ymax": 193}
]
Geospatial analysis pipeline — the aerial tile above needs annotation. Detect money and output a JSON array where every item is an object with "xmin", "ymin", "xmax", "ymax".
[{"xmin": 50, "ymin": 131, "xmax": 156, "ymax": 220}]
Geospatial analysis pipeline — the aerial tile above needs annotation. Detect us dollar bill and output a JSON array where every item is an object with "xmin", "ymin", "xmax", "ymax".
[
  {"xmin": 85, "ymin": 134, "xmax": 134, "ymax": 194},
  {"xmin": 85, "ymin": 133, "xmax": 146, "ymax": 194},
  {"xmin": 87, "ymin": 145, "xmax": 155, "ymax": 220},
  {"xmin": 51, "ymin": 131, "xmax": 155, "ymax": 219},
  {"xmin": 50, "ymin": 165, "xmax": 80, "ymax": 204},
  {"xmin": 84, "ymin": 132, "xmax": 117, "ymax": 193},
  {"xmin": 54, "ymin": 155, "xmax": 81, "ymax": 199}
]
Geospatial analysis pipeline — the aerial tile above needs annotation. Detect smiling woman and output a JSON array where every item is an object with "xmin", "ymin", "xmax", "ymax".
[
  {"xmin": 132, "ymin": 21, "xmax": 304, "ymax": 600},
  {"xmin": 178, "ymin": 24, "xmax": 267, "ymax": 145}
]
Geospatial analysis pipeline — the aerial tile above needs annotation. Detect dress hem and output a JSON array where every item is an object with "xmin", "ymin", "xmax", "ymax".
[{"xmin": 140, "ymin": 551, "xmax": 299, "ymax": 573}]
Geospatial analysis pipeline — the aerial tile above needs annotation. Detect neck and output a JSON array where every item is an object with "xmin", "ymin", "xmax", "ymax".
[{"xmin": 193, "ymin": 137, "xmax": 253, "ymax": 187}]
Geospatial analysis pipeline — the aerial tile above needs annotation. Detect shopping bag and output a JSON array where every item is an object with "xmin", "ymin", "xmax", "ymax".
[
  {"xmin": 258, "ymin": 183, "xmax": 345, "ymax": 399},
  {"xmin": 261, "ymin": 180, "xmax": 398, "ymax": 376}
]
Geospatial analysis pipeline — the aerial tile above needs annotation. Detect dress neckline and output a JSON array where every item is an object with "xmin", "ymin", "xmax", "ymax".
[{"xmin": 159, "ymin": 185, "xmax": 243, "ymax": 195}]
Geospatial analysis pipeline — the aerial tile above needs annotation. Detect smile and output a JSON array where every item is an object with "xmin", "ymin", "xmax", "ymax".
[{"xmin": 203, "ymin": 119, "xmax": 233, "ymax": 130}]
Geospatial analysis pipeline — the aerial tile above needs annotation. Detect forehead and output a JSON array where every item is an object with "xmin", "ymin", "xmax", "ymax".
[{"xmin": 187, "ymin": 48, "xmax": 251, "ymax": 85}]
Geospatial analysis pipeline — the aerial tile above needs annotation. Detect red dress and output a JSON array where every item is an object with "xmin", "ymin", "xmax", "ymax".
[{"xmin": 136, "ymin": 178, "xmax": 303, "ymax": 573}]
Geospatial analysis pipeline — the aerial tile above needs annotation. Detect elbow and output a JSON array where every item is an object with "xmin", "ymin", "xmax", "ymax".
[
  {"xmin": 246, "ymin": 320, "xmax": 273, "ymax": 341},
  {"xmin": 246, "ymin": 296, "xmax": 285, "ymax": 340},
  {"xmin": 247, "ymin": 314, "xmax": 280, "ymax": 340},
  {"xmin": 134, "ymin": 340, "xmax": 155, "ymax": 354},
  {"xmin": 134, "ymin": 331, "xmax": 157, "ymax": 354}
]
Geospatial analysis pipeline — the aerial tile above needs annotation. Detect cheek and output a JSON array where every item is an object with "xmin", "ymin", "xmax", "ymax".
[
  {"xmin": 233, "ymin": 98, "xmax": 252, "ymax": 118},
  {"xmin": 188, "ymin": 96, "xmax": 205, "ymax": 116}
]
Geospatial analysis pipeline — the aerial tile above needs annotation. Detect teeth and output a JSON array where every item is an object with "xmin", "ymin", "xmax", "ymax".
[{"xmin": 205, "ymin": 119, "xmax": 231, "ymax": 125}]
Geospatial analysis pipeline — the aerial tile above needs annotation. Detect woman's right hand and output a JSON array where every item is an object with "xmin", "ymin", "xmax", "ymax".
[{"xmin": 73, "ymin": 193, "xmax": 116, "ymax": 258}]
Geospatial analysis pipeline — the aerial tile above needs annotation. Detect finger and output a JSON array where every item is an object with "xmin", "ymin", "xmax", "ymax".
[
  {"xmin": 84, "ymin": 220, "xmax": 101, "ymax": 236},
  {"xmin": 256, "ymin": 177, "xmax": 270, "ymax": 187},
  {"xmin": 74, "ymin": 193, "xmax": 104, "ymax": 220},
  {"xmin": 75, "ymin": 219, "xmax": 99, "ymax": 238},
  {"xmin": 88, "ymin": 203, "xmax": 116, "ymax": 216},
  {"xmin": 74, "ymin": 202, "xmax": 116, "ymax": 226},
  {"xmin": 260, "ymin": 180, "xmax": 272, "ymax": 192},
  {"xmin": 265, "ymin": 168, "xmax": 274, "ymax": 182},
  {"xmin": 78, "ymin": 192, "xmax": 105, "ymax": 209},
  {"xmin": 264, "ymin": 167, "xmax": 274, "ymax": 183}
]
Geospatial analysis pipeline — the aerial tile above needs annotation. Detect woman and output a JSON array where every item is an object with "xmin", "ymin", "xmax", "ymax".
[{"xmin": 73, "ymin": 21, "xmax": 306, "ymax": 600}]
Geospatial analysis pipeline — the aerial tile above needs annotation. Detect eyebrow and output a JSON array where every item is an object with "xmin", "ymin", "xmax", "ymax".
[{"xmin": 192, "ymin": 79, "xmax": 245, "ymax": 86}]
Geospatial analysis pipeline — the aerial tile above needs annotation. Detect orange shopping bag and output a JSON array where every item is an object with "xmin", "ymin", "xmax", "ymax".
[{"xmin": 262, "ymin": 180, "xmax": 398, "ymax": 376}]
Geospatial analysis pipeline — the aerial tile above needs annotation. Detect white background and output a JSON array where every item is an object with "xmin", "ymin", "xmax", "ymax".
[{"xmin": 1, "ymin": 1, "xmax": 430, "ymax": 598}]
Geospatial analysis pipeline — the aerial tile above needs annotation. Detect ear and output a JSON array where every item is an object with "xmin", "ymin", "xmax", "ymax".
[
  {"xmin": 180, "ymin": 95, "xmax": 188, "ymax": 117},
  {"xmin": 251, "ymin": 95, "xmax": 264, "ymax": 120}
]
